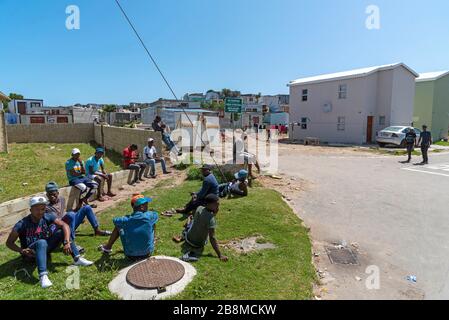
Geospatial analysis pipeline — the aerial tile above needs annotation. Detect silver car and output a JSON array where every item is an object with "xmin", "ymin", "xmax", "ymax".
[{"xmin": 376, "ymin": 126, "xmax": 421, "ymax": 148}]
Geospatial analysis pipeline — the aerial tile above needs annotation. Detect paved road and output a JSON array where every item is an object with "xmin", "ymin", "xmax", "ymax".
[{"xmin": 277, "ymin": 145, "xmax": 449, "ymax": 299}]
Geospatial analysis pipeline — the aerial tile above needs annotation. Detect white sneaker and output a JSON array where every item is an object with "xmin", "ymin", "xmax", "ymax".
[
  {"xmin": 74, "ymin": 257, "xmax": 94, "ymax": 267},
  {"xmin": 40, "ymin": 275, "xmax": 53, "ymax": 289}
]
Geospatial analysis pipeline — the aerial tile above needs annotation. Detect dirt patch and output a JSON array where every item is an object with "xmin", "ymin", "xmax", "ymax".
[{"xmin": 224, "ymin": 236, "xmax": 276, "ymax": 254}]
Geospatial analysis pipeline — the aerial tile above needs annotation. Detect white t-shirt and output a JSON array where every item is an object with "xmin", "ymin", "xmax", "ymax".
[{"xmin": 144, "ymin": 146, "xmax": 157, "ymax": 160}]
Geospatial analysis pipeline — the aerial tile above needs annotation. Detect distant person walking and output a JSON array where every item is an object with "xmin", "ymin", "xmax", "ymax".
[
  {"xmin": 418, "ymin": 125, "xmax": 432, "ymax": 165},
  {"xmin": 404, "ymin": 127, "xmax": 417, "ymax": 163}
]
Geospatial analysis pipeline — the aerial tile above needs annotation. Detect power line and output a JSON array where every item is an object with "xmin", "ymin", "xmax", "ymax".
[{"xmin": 114, "ymin": 0, "xmax": 228, "ymax": 182}]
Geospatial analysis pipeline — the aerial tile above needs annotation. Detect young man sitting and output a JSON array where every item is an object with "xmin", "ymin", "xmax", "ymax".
[
  {"xmin": 123, "ymin": 144, "xmax": 147, "ymax": 185},
  {"xmin": 85, "ymin": 147, "xmax": 116, "ymax": 201},
  {"xmin": 65, "ymin": 148, "xmax": 99, "ymax": 210},
  {"xmin": 218, "ymin": 169, "xmax": 249, "ymax": 198},
  {"xmin": 176, "ymin": 165, "xmax": 219, "ymax": 215},
  {"xmin": 45, "ymin": 182, "xmax": 111, "ymax": 245},
  {"xmin": 6, "ymin": 196, "xmax": 93, "ymax": 289},
  {"xmin": 173, "ymin": 194, "xmax": 228, "ymax": 262},
  {"xmin": 143, "ymin": 138, "xmax": 171, "ymax": 178},
  {"xmin": 98, "ymin": 195, "xmax": 158, "ymax": 261}
]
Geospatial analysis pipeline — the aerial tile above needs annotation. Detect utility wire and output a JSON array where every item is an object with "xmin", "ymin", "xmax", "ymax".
[{"xmin": 114, "ymin": 0, "xmax": 229, "ymax": 182}]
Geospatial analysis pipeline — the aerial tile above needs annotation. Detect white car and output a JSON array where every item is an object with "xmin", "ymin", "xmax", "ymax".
[{"xmin": 376, "ymin": 126, "xmax": 421, "ymax": 148}]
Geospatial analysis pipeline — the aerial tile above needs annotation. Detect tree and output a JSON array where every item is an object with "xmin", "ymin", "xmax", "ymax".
[
  {"xmin": 102, "ymin": 104, "xmax": 117, "ymax": 113},
  {"xmin": 2, "ymin": 93, "xmax": 24, "ymax": 112}
]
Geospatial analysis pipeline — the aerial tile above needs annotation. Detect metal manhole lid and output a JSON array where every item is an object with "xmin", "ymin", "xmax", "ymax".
[
  {"xmin": 325, "ymin": 246, "xmax": 359, "ymax": 265},
  {"xmin": 126, "ymin": 258, "xmax": 185, "ymax": 290}
]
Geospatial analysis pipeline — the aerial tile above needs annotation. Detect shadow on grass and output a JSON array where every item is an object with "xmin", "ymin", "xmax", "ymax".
[
  {"xmin": 89, "ymin": 141, "xmax": 124, "ymax": 169},
  {"xmin": 0, "ymin": 256, "xmax": 68, "ymax": 285}
]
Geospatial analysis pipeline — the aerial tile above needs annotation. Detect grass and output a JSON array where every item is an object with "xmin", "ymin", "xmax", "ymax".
[
  {"xmin": 435, "ymin": 141, "xmax": 449, "ymax": 147},
  {"xmin": 0, "ymin": 143, "xmax": 123, "ymax": 203},
  {"xmin": 0, "ymin": 180, "xmax": 315, "ymax": 300}
]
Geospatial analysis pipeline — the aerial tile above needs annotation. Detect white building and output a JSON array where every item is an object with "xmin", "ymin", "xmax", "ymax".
[
  {"xmin": 7, "ymin": 99, "xmax": 75, "ymax": 124},
  {"xmin": 288, "ymin": 63, "xmax": 418, "ymax": 144}
]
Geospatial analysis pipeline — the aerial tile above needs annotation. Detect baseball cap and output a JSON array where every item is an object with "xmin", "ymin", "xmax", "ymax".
[
  {"xmin": 148, "ymin": 138, "xmax": 154, "ymax": 142},
  {"xmin": 235, "ymin": 169, "xmax": 248, "ymax": 180},
  {"xmin": 71, "ymin": 148, "xmax": 81, "ymax": 155},
  {"xmin": 45, "ymin": 182, "xmax": 59, "ymax": 193},
  {"xmin": 134, "ymin": 197, "xmax": 152, "ymax": 208},
  {"xmin": 131, "ymin": 194, "xmax": 145, "ymax": 207},
  {"xmin": 96, "ymin": 147, "xmax": 105, "ymax": 153},
  {"xmin": 201, "ymin": 164, "xmax": 213, "ymax": 170},
  {"xmin": 30, "ymin": 196, "xmax": 48, "ymax": 207}
]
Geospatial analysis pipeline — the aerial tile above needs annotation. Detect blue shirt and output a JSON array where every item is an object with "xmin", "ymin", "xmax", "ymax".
[
  {"xmin": 421, "ymin": 131, "xmax": 432, "ymax": 146},
  {"xmin": 85, "ymin": 156, "xmax": 104, "ymax": 175},
  {"xmin": 13, "ymin": 213, "xmax": 57, "ymax": 249},
  {"xmin": 197, "ymin": 173, "xmax": 219, "ymax": 200},
  {"xmin": 65, "ymin": 158, "xmax": 84, "ymax": 182},
  {"xmin": 113, "ymin": 211, "xmax": 158, "ymax": 257}
]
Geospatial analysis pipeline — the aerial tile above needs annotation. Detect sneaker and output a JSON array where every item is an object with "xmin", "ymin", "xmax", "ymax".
[
  {"xmin": 74, "ymin": 257, "xmax": 94, "ymax": 267},
  {"xmin": 98, "ymin": 245, "xmax": 112, "ymax": 255},
  {"xmin": 40, "ymin": 274, "xmax": 53, "ymax": 289},
  {"xmin": 181, "ymin": 253, "xmax": 199, "ymax": 262}
]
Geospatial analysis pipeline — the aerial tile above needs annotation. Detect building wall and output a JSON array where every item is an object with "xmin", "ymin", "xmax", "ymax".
[
  {"xmin": 432, "ymin": 75, "xmax": 449, "ymax": 140},
  {"xmin": 390, "ymin": 67, "xmax": 416, "ymax": 127},
  {"xmin": 0, "ymin": 111, "xmax": 8, "ymax": 153},
  {"xmin": 414, "ymin": 81, "xmax": 435, "ymax": 136},
  {"xmin": 6, "ymin": 123, "xmax": 95, "ymax": 143},
  {"xmin": 290, "ymin": 76, "xmax": 369, "ymax": 144}
]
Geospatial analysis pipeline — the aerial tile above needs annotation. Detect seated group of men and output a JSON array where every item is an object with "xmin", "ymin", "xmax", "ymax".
[
  {"xmin": 123, "ymin": 138, "xmax": 171, "ymax": 185},
  {"xmin": 6, "ymin": 148, "xmax": 249, "ymax": 289}
]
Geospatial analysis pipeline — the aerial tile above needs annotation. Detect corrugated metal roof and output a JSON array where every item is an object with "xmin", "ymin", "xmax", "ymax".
[
  {"xmin": 416, "ymin": 71, "xmax": 449, "ymax": 82},
  {"xmin": 289, "ymin": 63, "xmax": 419, "ymax": 86}
]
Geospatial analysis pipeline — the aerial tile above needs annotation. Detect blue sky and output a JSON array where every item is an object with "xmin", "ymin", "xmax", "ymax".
[{"xmin": 1, "ymin": 0, "xmax": 449, "ymax": 106}]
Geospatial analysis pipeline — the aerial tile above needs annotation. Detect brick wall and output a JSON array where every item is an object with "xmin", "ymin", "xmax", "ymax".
[
  {"xmin": 6, "ymin": 123, "xmax": 95, "ymax": 143},
  {"xmin": 0, "ymin": 111, "xmax": 7, "ymax": 153},
  {"xmin": 94, "ymin": 125, "xmax": 162, "ymax": 159}
]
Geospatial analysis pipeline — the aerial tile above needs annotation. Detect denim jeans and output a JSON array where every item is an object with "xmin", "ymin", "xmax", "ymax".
[
  {"xmin": 28, "ymin": 229, "xmax": 80, "ymax": 277},
  {"xmin": 144, "ymin": 158, "xmax": 167, "ymax": 176},
  {"xmin": 162, "ymin": 134, "xmax": 175, "ymax": 150},
  {"xmin": 62, "ymin": 206, "xmax": 99, "ymax": 239}
]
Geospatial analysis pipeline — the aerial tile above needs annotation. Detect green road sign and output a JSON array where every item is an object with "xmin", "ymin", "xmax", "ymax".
[{"xmin": 225, "ymin": 98, "xmax": 243, "ymax": 113}]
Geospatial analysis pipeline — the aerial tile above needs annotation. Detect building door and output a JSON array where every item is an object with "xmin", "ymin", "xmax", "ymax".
[
  {"xmin": 17, "ymin": 102, "xmax": 26, "ymax": 114},
  {"xmin": 366, "ymin": 116, "xmax": 374, "ymax": 143}
]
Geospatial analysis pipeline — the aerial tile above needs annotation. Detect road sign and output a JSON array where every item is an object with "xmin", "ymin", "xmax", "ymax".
[{"xmin": 225, "ymin": 98, "xmax": 243, "ymax": 113}]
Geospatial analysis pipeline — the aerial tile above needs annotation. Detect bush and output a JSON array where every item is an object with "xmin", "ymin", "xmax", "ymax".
[{"xmin": 186, "ymin": 166, "xmax": 235, "ymax": 184}]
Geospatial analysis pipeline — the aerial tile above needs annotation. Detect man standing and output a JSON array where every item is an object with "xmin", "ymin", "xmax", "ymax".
[
  {"xmin": 6, "ymin": 196, "xmax": 93, "ymax": 289},
  {"xmin": 45, "ymin": 182, "xmax": 111, "ymax": 240},
  {"xmin": 65, "ymin": 148, "xmax": 98, "ymax": 210},
  {"xmin": 98, "ymin": 195, "xmax": 158, "ymax": 261},
  {"xmin": 404, "ymin": 127, "xmax": 417, "ymax": 163},
  {"xmin": 418, "ymin": 125, "xmax": 432, "ymax": 165},
  {"xmin": 176, "ymin": 165, "xmax": 219, "ymax": 215},
  {"xmin": 123, "ymin": 144, "xmax": 147, "ymax": 184},
  {"xmin": 86, "ymin": 147, "xmax": 116, "ymax": 201},
  {"xmin": 174, "ymin": 194, "xmax": 228, "ymax": 263},
  {"xmin": 143, "ymin": 138, "xmax": 171, "ymax": 178}
]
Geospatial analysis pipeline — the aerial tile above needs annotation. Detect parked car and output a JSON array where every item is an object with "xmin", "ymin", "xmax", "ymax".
[{"xmin": 376, "ymin": 126, "xmax": 421, "ymax": 148}]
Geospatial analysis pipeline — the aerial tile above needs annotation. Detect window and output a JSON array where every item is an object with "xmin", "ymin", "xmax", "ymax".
[
  {"xmin": 338, "ymin": 84, "xmax": 347, "ymax": 99},
  {"xmin": 337, "ymin": 117, "xmax": 345, "ymax": 131},
  {"xmin": 30, "ymin": 102, "xmax": 41, "ymax": 108},
  {"xmin": 379, "ymin": 116, "xmax": 386, "ymax": 126},
  {"xmin": 302, "ymin": 89, "xmax": 308, "ymax": 102},
  {"xmin": 301, "ymin": 117, "xmax": 308, "ymax": 130}
]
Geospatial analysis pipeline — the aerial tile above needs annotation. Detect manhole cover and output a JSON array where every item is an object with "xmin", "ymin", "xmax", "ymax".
[
  {"xmin": 325, "ymin": 246, "xmax": 359, "ymax": 265},
  {"xmin": 126, "ymin": 258, "xmax": 185, "ymax": 290}
]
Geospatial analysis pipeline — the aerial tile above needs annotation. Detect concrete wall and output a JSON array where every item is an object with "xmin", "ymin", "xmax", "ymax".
[
  {"xmin": 94, "ymin": 125, "xmax": 162, "ymax": 160},
  {"xmin": 0, "ymin": 111, "xmax": 8, "ymax": 153},
  {"xmin": 414, "ymin": 81, "xmax": 435, "ymax": 134},
  {"xmin": 0, "ymin": 170, "xmax": 130, "ymax": 231},
  {"xmin": 432, "ymin": 75, "xmax": 449, "ymax": 140},
  {"xmin": 390, "ymin": 67, "xmax": 416, "ymax": 127},
  {"xmin": 7, "ymin": 123, "xmax": 95, "ymax": 143}
]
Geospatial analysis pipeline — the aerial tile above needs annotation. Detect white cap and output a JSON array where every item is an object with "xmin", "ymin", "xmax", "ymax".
[
  {"xmin": 29, "ymin": 196, "xmax": 48, "ymax": 207},
  {"xmin": 148, "ymin": 138, "xmax": 154, "ymax": 142},
  {"xmin": 71, "ymin": 148, "xmax": 81, "ymax": 155}
]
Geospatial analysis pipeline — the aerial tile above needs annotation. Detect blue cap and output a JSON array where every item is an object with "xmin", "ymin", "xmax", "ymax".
[
  {"xmin": 45, "ymin": 182, "xmax": 59, "ymax": 193},
  {"xmin": 235, "ymin": 169, "xmax": 248, "ymax": 180},
  {"xmin": 96, "ymin": 147, "xmax": 105, "ymax": 153},
  {"xmin": 134, "ymin": 197, "xmax": 152, "ymax": 208}
]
